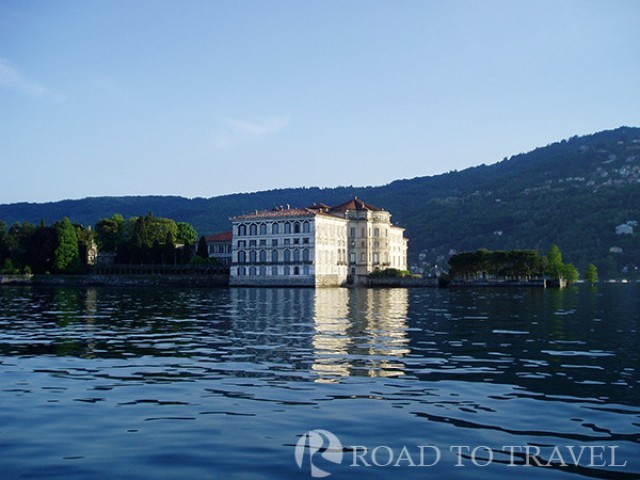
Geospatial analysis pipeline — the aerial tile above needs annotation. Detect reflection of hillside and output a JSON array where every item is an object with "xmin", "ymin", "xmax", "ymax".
[{"xmin": 313, "ymin": 288, "xmax": 410, "ymax": 383}]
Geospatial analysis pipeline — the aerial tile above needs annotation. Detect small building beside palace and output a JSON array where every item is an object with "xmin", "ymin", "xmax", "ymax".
[
  {"xmin": 229, "ymin": 197, "xmax": 408, "ymax": 287},
  {"xmin": 205, "ymin": 231, "xmax": 233, "ymax": 266}
]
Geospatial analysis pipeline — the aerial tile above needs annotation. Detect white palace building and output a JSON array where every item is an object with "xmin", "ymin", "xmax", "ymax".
[{"xmin": 229, "ymin": 197, "xmax": 408, "ymax": 287}]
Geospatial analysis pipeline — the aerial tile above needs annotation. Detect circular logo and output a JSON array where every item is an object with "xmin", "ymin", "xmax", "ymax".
[{"xmin": 295, "ymin": 429, "xmax": 343, "ymax": 478}]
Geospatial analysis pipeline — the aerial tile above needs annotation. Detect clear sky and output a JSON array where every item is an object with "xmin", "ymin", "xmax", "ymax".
[{"xmin": 1, "ymin": 0, "xmax": 639, "ymax": 204}]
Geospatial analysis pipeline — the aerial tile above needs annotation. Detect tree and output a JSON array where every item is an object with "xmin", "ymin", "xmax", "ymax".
[
  {"xmin": 53, "ymin": 217, "xmax": 81, "ymax": 273},
  {"xmin": 2, "ymin": 258, "xmax": 16, "ymax": 274},
  {"xmin": 95, "ymin": 214, "xmax": 125, "ymax": 252},
  {"xmin": 585, "ymin": 263, "xmax": 598, "ymax": 286},
  {"xmin": 448, "ymin": 248, "xmax": 544, "ymax": 281},
  {"xmin": 545, "ymin": 244, "xmax": 564, "ymax": 279},
  {"xmin": 196, "ymin": 236, "xmax": 209, "ymax": 259},
  {"xmin": 176, "ymin": 222, "xmax": 198, "ymax": 246},
  {"xmin": 7, "ymin": 222, "xmax": 36, "ymax": 270},
  {"xmin": 126, "ymin": 213, "xmax": 178, "ymax": 264},
  {"xmin": 162, "ymin": 232, "xmax": 176, "ymax": 265},
  {"xmin": 0, "ymin": 221, "xmax": 8, "ymax": 264},
  {"xmin": 27, "ymin": 225, "xmax": 58, "ymax": 273},
  {"xmin": 562, "ymin": 263, "xmax": 579, "ymax": 285}
]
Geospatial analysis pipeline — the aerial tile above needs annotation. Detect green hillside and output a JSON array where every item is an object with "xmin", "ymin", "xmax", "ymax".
[{"xmin": 1, "ymin": 126, "xmax": 639, "ymax": 278}]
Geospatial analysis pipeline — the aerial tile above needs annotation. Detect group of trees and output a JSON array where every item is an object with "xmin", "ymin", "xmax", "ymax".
[
  {"xmin": 0, "ymin": 218, "xmax": 91, "ymax": 274},
  {"xmin": 94, "ymin": 213, "xmax": 207, "ymax": 265},
  {"xmin": 1, "ymin": 213, "xmax": 210, "ymax": 274},
  {"xmin": 448, "ymin": 249, "xmax": 544, "ymax": 281},
  {"xmin": 448, "ymin": 245, "xmax": 598, "ymax": 285}
]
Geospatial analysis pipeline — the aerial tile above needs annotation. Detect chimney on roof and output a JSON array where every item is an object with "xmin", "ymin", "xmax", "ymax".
[{"xmin": 286, "ymin": 204, "xmax": 290, "ymax": 209}]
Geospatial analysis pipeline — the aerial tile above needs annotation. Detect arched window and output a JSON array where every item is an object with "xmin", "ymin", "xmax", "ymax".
[
  {"xmin": 284, "ymin": 222, "xmax": 291, "ymax": 234},
  {"xmin": 259, "ymin": 250, "xmax": 267, "ymax": 263},
  {"xmin": 284, "ymin": 266, "xmax": 290, "ymax": 276},
  {"xmin": 303, "ymin": 266, "xmax": 310, "ymax": 276},
  {"xmin": 249, "ymin": 267, "xmax": 256, "ymax": 276},
  {"xmin": 294, "ymin": 266, "xmax": 300, "ymax": 275},
  {"xmin": 249, "ymin": 251, "xmax": 257, "ymax": 263},
  {"xmin": 238, "ymin": 225, "xmax": 246, "ymax": 236},
  {"xmin": 271, "ymin": 266, "xmax": 278, "ymax": 276},
  {"xmin": 259, "ymin": 266, "xmax": 266, "ymax": 276},
  {"xmin": 271, "ymin": 250, "xmax": 278, "ymax": 263},
  {"xmin": 272, "ymin": 223, "xmax": 279, "ymax": 235},
  {"xmin": 249, "ymin": 224, "xmax": 257, "ymax": 236},
  {"xmin": 302, "ymin": 249, "xmax": 310, "ymax": 262},
  {"xmin": 293, "ymin": 222, "xmax": 301, "ymax": 234},
  {"xmin": 284, "ymin": 249, "xmax": 291, "ymax": 263},
  {"xmin": 238, "ymin": 251, "xmax": 246, "ymax": 264},
  {"xmin": 293, "ymin": 249, "xmax": 301, "ymax": 262},
  {"xmin": 259, "ymin": 223, "xmax": 267, "ymax": 235},
  {"xmin": 302, "ymin": 221, "xmax": 310, "ymax": 233}
]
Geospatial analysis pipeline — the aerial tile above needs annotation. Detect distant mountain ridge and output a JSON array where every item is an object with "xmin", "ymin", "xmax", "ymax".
[{"xmin": 2, "ymin": 126, "xmax": 639, "ymax": 277}]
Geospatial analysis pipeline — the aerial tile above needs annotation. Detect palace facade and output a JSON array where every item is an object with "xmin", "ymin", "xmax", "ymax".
[{"xmin": 230, "ymin": 198, "xmax": 408, "ymax": 287}]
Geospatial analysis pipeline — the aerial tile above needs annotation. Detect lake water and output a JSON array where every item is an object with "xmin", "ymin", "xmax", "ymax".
[{"xmin": 0, "ymin": 285, "xmax": 638, "ymax": 479}]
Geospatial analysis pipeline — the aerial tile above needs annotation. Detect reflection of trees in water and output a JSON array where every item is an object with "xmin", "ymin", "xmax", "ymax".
[
  {"xmin": 312, "ymin": 288, "xmax": 410, "ymax": 383},
  {"xmin": 0, "ymin": 287, "xmax": 235, "ymax": 359}
]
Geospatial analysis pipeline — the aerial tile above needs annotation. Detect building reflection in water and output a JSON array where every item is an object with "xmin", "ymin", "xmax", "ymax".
[{"xmin": 313, "ymin": 288, "xmax": 410, "ymax": 383}]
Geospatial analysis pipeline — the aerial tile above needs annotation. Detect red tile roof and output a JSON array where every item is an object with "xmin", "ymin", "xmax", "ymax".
[
  {"xmin": 330, "ymin": 197, "xmax": 384, "ymax": 212},
  {"xmin": 205, "ymin": 231, "xmax": 233, "ymax": 242},
  {"xmin": 232, "ymin": 198, "xmax": 385, "ymax": 221}
]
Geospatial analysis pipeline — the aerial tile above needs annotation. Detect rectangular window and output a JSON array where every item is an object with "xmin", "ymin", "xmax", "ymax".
[
  {"xmin": 350, "ymin": 227, "xmax": 356, "ymax": 238},
  {"xmin": 303, "ymin": 238, "xmax": 309, "ymax": 244},
  {"xmin": 259, "ymin": 239, "xmax": 266, "ymax": 246},
  {"xmin": 284, "ymin": 239, "xmax": 291, "ymax": 245},
  {"xmin": 272, "ymin": 239, "xmax": 278, "ymax": 246}
]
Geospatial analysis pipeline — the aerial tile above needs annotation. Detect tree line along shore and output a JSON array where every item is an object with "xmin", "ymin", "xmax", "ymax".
[
  {"xmin": 0, "ymin": 213, "xmax": 214, "ymax": 275},
  {"xmin": 1, "ymin": 213, "xmax": 598, "ymax": 286}
]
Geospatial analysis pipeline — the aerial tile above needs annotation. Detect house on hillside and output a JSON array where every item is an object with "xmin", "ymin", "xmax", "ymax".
[
  {"xmin": 229, "ymin": 197, "xmax": 408, "ymax": 287},
  {"xmin": 615, "ymin": 224, "xmax": 634, "ymax": 235}
]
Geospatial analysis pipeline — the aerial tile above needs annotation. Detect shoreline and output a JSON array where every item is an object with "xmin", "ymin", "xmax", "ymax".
[
  {"xmin": 0, "ymin": 274, "xmax": 584, "ymax": 289},
  {"xmin": 0, "ymin": 273, "xmax": 229, "ymax": 288}
]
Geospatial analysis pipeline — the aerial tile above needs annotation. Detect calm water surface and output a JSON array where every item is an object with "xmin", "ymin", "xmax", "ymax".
[{"xmin": 0, "ymin": 285, "xmax": 638, "ymax": 479}]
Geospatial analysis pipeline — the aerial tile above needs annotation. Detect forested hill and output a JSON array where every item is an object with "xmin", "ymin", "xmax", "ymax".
[{"xmin": 2, "ymin": 126, "xmax": 640, "ymax": 277}]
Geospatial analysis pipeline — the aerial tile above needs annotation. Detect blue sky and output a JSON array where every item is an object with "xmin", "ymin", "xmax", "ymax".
[{"xmin": 1, "ymin": 1, "xmax": 639, "ymax": 204}]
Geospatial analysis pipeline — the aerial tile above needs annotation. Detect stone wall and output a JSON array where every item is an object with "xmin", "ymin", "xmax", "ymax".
[
  {"xmin": 367, "ymin": 277, "xmax": 439, "ymax": 288},
  {"xmin": 230, "ymin": 275, "xmax": 315, "ymax": 287},
  {"xmin": 315, "ymin": 274, "xmax": 348, "ymax": 287},
  {"xmin": 0, "ymin": 274, "xmax": 33, "ymax": 285},
  {"xmin": 1, "ymin": 274, "xmax": 229, "ymax": 288}
]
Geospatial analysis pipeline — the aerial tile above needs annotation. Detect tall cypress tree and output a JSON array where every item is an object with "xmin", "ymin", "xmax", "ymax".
[
  {"xmin": 53, "ymin": 217, "xmax": 80, "ymax": 273},
  {"xmin": 196, "ymin": 236, "xmax": 209, "ymax": 259}
]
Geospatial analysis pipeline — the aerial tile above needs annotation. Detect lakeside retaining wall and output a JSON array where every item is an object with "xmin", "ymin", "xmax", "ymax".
[
  {"xmin": 367, "ymin": 277, "xmax": 439, "ymax": 288},
  {"xmin": 1, "ymin": 274, "xmax": 229, "ymax": 288}
]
